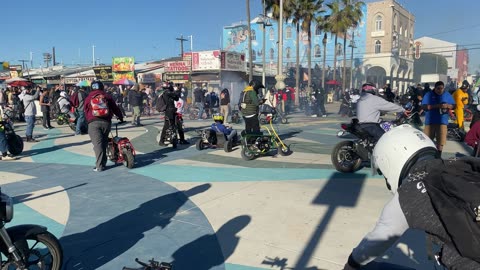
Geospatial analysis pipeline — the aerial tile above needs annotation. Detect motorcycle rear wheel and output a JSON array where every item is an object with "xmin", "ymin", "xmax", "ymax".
[
  {"xmin": 7, "ymin": 135, "xmax": 24, "ymax": 156},
  {"xmin": 123, "ymin": 149, "xmax": 135, "ymax": 169},
  {"xmin": 241, "ymin": 146, "xmax": 256, "ymax": 161},
  {"xmin": 4, "ymin": 231, "xmax": 63, "ymax": 270},
  {"xmin": 331, "ymin": 141, "xmax": 362, "ymax": 173}
]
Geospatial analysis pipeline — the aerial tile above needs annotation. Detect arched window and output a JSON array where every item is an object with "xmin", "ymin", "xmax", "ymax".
[
  {"xmin": 393, "ymin": 13, "xmax": 398, "ymax": 32},
  {"xmin": 375, "ymin": 15, "xmax": 383, "ymax": 31},
  {"xmin": 251, "ymin": 30, "xmax": 256, "ymax": 41},
  {"xmin": 314, "ymin": 44, "xmax": 321, "ymax": 58},
  {"xmin": 286, "ymin": 47, "xmax": 291, "ymax": 59},
  {"xmin": 375, "ymin": 40, "xmax": 381, "ymax": 54},
  {"xmin": 315, "ymin": 25, "xmax": 322, "ymax": 36},
  {"xmin": 251, "ymin": 49, "xmax": 257, "ymax": 61},
  {"xmin": 270, "ymin": 48, "xmax": 275, "ymax": 60},
  {"xmin": 269, "ymin": 28, "xmax": 275, "ymax": 40},
  {"xmin": 286, "ymin": 26, "xmax": 292, "ymax": 39}
]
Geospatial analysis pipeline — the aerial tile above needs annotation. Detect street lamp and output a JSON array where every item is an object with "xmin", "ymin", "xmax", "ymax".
[
  {"xmin": 256, "ymin": 0, "xmax": 272, "ymax": 91},
  {"xmin": 275, "ymin": 0, "xmax": 286, "ymax": 90}
]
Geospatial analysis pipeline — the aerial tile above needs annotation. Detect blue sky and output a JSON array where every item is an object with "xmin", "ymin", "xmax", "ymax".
[{"xmin": 2, "ymin": 0, "xmax": 479, "ymax": 72}]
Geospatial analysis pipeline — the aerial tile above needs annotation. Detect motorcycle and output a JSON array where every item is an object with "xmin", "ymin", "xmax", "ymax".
[
  {"xmin": 1, "ymin": 107, "xmax": 24, "ymax": 156},
  {"xmin": 107, "ymin": 122, "xmax": 136, "ymax": 169},
  {"xmin": 332, "ymin": 113, "xmax": 416, "ymax": 173},
  {"xmin": 0, "ymin": 187, "xmax": 63, "ymax": 269}
]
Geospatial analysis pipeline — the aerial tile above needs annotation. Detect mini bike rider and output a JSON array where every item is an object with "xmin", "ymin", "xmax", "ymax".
[{"xmin": 158, "ymin": 82, "xmax": 189, "ymax": 146}]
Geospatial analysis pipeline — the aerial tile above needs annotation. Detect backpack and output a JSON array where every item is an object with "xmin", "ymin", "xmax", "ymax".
[
  {"xmin": 156, "ymin": 93, "xmax": 167, "ymax": 112},
  {"xmin": 90, "ymin": 94, "xmax": 109, "ymax": 117}
]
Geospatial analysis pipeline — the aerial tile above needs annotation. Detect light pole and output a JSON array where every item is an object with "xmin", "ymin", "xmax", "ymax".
[
  {"xmin": 349, "ymin": 31, "xmax": 357, "ymax": 89},
  {"xmin": 275, "ymin": 0, "xmax": 286, "ymax": 90},
  {"xmin": 256, "ymin": 0, "xmax": 272, "ymax": 90},
  {"xmin": 92, "ymin": 45, "xmax": 96, "ymax": 66}
]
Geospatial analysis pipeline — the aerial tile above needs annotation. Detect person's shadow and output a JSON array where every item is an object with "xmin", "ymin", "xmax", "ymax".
[
  {"xmin": 170, "ymin": 215, "xmax": 251, "ymax": 270},
  {"xmin": 60, "ymin": 183, "xmax": 211, "ymax": 270}
]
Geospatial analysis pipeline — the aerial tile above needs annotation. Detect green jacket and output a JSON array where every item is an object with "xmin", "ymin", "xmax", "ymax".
[{"xmin": 241, "ymin": 86, "xmax": 259, "ymax": 116}]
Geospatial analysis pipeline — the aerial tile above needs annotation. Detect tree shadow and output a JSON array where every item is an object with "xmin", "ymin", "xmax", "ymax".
[
  {"xmin": 170, "ymin": 215, "xmax": 251, "ymax": 270},
  {"xmin": 20, "ymin": 140, "xmax": 91, "ymax": 157},
  {"xmin": 60, "ymin": 183, "xmax": 211, "ymax": 270},
  {"xmin": 13, "ymin": 183, "xmax": 87, "ymax": 204}
]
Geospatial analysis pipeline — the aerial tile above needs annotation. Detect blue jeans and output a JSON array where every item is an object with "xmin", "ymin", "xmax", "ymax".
[
  {"xmin": 195, "ymin": 102, "xmax": 204, "ymax": 119},
  {"xmin": 76, "ymin": 111, "xmax": 86, "ymax": 134},
  {"xmin": 0, "ymin": 131, "xmax": 7, "ymax": 154},
  {"xmin": 25, "ymin": 115, "xmax": 35, "ymax": 137}
]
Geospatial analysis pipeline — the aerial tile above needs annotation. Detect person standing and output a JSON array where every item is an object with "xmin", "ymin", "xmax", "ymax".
[
  {"xmin": 39, "ymin": 88, "xmax": 53, "ymax": 129},
  {"xmin": 159, "ymin": 84, "xmax": 189, "ymax": 146},
  {"xmin": 452, "ymin": 80, "xmax": 470, "ymax": 129},
  {"xmin": 84, "ymin": 81, "xmax": 124, "ymax": 172},
  {"xmin": 20, "ymin": 87, "xmax": 40, "ymax": 142},
  {"xmin": 193, "ymin": 84, "xmax": 205, "ymax": 120},
  {"xmin": 241, "ymin": 80, "xmax": 264, "ymax": 134},
  {"xmin": 220, "ymin": 88, "xmax": 231, "ymax": 123},
  {"xmin": 128, "ymin": 84, "xmax": 145, "ymax": 126},
  {"xmin": 71, "ymin": 87, "xmax": 88, "ymax": 135},
  {"xmin": 421, "ymin": 81, "xmax": 455, "ymax": 157}
]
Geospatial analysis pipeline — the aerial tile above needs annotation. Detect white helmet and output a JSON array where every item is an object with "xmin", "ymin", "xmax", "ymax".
[{"xmin": 372, "ymin": 124, "xmax": 437, "ymax": 193}]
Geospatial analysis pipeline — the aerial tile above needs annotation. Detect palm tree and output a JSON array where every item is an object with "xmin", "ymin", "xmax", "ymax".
[
  {"xmin": 315, "ymin": 14, "xmax": 330, "ymax": 90},
  {"xmin": 299, "ymin": 0, "xmax": 325, "ymax": 96},
  {"xmin": 287, "ymin": 0, "xmax": 304, "ymax": 107},
  {"xmin": 327, "ymin": 0, "xmax": 348, "ymax": 85},
  {"xmin": 340, "ymin": 0, "xmax": 365, "ymax": 91}
]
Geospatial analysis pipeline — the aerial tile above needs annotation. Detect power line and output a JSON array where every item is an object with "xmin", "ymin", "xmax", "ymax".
[{"xmin": 417, "ymin": 23, "xmax": 480, "ymax": 37}]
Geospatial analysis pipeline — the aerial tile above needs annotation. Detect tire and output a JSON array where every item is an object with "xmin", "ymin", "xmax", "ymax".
[
  {"xmin": 278, "ymin": 145, "xmax": 292, "ymax": 156},
  {"xmin": 241, "ymin": 146, "xmax": 256, "ymax": 161},
  {"xmin": 281, "ymin": 117, "xmax": 288, "ymax": 124},
  {"xmin": 7, "ymin": 135, "xmax": 24, "ymax": 156},
  {"xmin": 56, "ymin": 119, "xmax": 64, "ymax": 126},
  {"xmin": 196, "ymin": 139, "xmax": 204, "ymax": 151},
  {"xmin": 123, "ymin": 149, "xmax": 135, "ymax": 169},
  {"xmin": 331, "ymin": 141, "xmax": 362, "ymax": 173},
  {"xmin": 224, "ymin": 140, "xmax": 233, "ymax": 152},
  {"xmin": 10, "ymin": 231, "xmax": 63, "ymax": 270}
]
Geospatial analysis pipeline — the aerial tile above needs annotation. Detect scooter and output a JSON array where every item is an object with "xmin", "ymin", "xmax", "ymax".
[
  {"xmin": 0, "ymin": 187, "xmax": 63, "ymax": 269},
  {"xmin": 240, "ymin": 116, "xmax": 292, "ymax": 160},
  {"xmin": 1, "ymin": 107, "xmax": 23, "ymax": 156},
  {"xmin": 107, "ymin": 122, "xmax": 136, "ymax": 169}
]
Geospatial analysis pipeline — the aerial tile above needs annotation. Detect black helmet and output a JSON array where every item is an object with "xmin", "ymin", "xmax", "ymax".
[
  {"xmin": 361, "ymin": 82, "xmax": 376, "ymax": 94},
  {"xmin": 249, "ymin": 80, "xmax": 265, "ymax": 91},
  {"xmin": 91, "ymin": 80, "xmax": 104, "ymax": 90},
  {"xmin": 461, "ymin": 80, "xmax": 470, "ymax": 89}
]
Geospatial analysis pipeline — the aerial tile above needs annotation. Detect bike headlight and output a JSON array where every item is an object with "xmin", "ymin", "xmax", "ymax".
[{"xmin": 0, "ymin": 193, "xmax": 14, "ymax": 223}]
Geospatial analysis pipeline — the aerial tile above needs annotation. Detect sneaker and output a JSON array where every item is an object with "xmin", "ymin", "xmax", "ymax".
[
  {"xmin": 0, "ymin": 155, "xmax": 15, "ymax": 161},
  {"xmin": 158, "ymin": 141, "xmax": 167, "ymax": 147},
  {"xmin": 93, "ymin": 167, "xmax": 104, "ymax": 172},
  {"xmin": 311, "ymin": 114, "xmax": 318, "ymax": 117}
]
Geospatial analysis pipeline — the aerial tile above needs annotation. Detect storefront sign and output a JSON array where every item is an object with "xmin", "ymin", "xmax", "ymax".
[
  {"xmin": 165, "ymin": 74, "xmax": 189, "ymax": 81},
  {"xmin": 112, "ymin": 57, "xmax": 135, "ymax": 72},
  {"xmin": 221, "ymin": 51, "xmax": 245, "ymax": 71},
  {"xmin": 165, "ymin": 61, "xmax": 191, "ymax": 73},
  {"xmin": 113, "ymin": 71, "xmax": 135, "ymax": 81},
  {"xmin": 93, "ymin": 66, "xmax": 113, "ymax": 81},
  {"xmin": 192, "ymin": 50, "xmax": 221, "ymax": 71},
  {"xmin": 137, "ymin": 73, "xmax": 156, "ymax": 84},
  {"xmin": 64, "ymin": 77, "xmax": 96, "ymax": 84}
]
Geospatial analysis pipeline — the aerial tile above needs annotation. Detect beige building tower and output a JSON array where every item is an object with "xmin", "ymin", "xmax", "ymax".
[{"xmin": 363, "ymin": 0, "xmax": 415, "ymax": 94}]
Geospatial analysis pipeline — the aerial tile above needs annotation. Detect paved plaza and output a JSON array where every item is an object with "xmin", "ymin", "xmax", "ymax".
[{"xmin": 0, "ymin": 103, "xmax": 471, "ymax": 270}]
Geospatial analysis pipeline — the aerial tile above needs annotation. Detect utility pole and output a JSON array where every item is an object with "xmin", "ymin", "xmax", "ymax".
[
  {"xmin": 18, "ymin": 59, "xmax": 31, "ymax": 79},
  {"xmin": 176, "ymin": 35, "xmax": 188, "ymax": 57},
  {"xmin": 349, "ymin": 32, "xmax": 357, "ymax": 89},
  {"xmin": 92, "ymin": 45, "xmax": 96, "ymax": 66}
]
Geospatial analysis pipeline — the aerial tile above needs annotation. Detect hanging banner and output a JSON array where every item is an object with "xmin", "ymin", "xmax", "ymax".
[
  {"xmin": 192, "ymin": 50, "xmax": 221, "ymax": 71},
  {"xmin": 93, "ymin": 66, "xmax": 113, "ymax": 81},
  {"xmin": 112, "ymin": 57, "xmax": 135, "ymax": 72},
  {"xmin": 113, "ymin": 72, "xmax": 135, "ymax": 81},
  {"xmin": 220, "ymin": 51, "xmax": 245, "ymax": 71}
]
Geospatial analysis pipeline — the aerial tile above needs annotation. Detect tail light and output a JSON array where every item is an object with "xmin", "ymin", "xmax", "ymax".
[{"xmin": 341, "ymin": 124, "xmax": 348, "ymax": 130}]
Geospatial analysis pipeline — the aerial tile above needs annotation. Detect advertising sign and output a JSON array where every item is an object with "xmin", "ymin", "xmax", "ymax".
[
  {"xmin": 112, "ymin": 57, "xmax": 135, "ymax": 72},
  {"xmin": 0, "ymin": 62, "xmax": 9, "ymax": 71},
  {"xmin": 113, "ymin": 72, "xmax": 135, "ymax": 81},
  {"xmin": 192, "ymin": 50, "xmax": 221, "ymax": 71},
  {"xmin": 220, "ymin": 51, "xmax": 245, "ymax": 71},
  {"xmin": 165, "ymin": 61, "xmax": 191, "ymax": 73},
  {"xmin": 93, "ymin": 66, "xmax": 113, "ymax": 81},
  {"xmin": 137, "ymin": 73, "xmax": 156, "ymax": 84}
]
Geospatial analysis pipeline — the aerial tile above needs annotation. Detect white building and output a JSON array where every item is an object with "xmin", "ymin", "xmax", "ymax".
[{"xmin": 414, "ymin": 36, "xmax": 458, "ymax": 79}]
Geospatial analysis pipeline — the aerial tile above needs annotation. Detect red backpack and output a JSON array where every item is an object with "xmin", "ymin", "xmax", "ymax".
[{"xmin": 91, "ymin": 94, "xmax": 109, "ymax": 117}]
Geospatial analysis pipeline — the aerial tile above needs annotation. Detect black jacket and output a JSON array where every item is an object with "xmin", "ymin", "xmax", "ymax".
[{"xmin": 164, "ymin": 90, "xmax": 179, "ymax": 119}]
